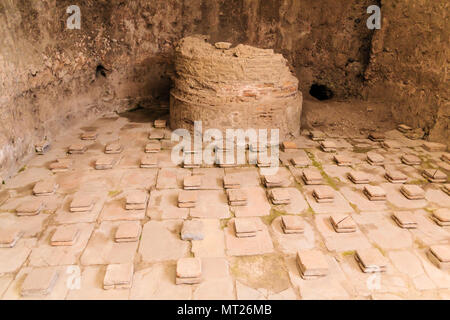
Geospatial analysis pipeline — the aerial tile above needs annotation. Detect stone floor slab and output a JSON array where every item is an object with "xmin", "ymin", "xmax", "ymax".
[
  {"xmin": 191, "ymin": 219, "xmax": 225, "ymax": 258},
  {"xmin": 231, "ymin": 187, "xmax": 271, "ymax": 217},
  {"xmin": 66, "ymin": 266, "xmax": 130, "ymax": 300},
  {"xmin": 304, "ymin": 186, "xmax": 354, "ymax": 214},
  {"xmin": 80, "ymin": 221, "xmax": 138, "ymax": 265},
  {"xmin": 29, "ymin": 223, "xmax": 94, "ymax": 267},
  {"xmin": 190, "ymin": 190, "xmax": 230, "ymax": 219},
  {"xmin": 156, "ymin": 168, "xmax": 191, "ymax": 189},
  {"xmin": 224, "ymin": 219, "xmax": 273, "ymax": 256},
  {"xmin": 0, "ymin": 238, "xmax": 36, "ymax": 273},
  {"xmin": 139, "ymin": 220, "xmax": 190, "ymax": 263},
  {"xmin": 270, "ymin": 216, "xmax": 316, "ymax": 254},
  {"xmin": 147, "ymin": 189, "xmax": 188, "ymax": 220}
]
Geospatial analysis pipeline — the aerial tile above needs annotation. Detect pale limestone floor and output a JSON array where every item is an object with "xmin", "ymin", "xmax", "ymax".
[{"xmin": 0, "ymin": 110, "xmax": 449, "ymax": 300}]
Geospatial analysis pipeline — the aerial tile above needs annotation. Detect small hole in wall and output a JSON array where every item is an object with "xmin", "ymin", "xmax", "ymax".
[
  {"xmin": 309, "ymin": 84, "xmax": 334, "ymax": 101},
  {"xmin": 96, "ymin": 64, "xmax": 107, "ymax": 78}
]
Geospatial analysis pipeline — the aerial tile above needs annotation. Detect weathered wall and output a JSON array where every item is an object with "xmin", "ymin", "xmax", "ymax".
[
  {"xmin": 0, "ymin": 0, "xmax": 374, "ymax": 179},
  {"xmin": 0, "ymin": 0, "xmax": 447, "ymax": 179},
  {"xmin": 364, "ymin": 0, "xmax": 449, "ymax": 143}
]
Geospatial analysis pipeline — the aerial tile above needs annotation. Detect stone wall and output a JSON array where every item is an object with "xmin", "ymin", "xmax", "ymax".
[
  {"xmin": 170, "ymin": 37, "xmax": 302, "ymax": 139},
  {"xmin": 0, "ymin": 0, "xmax": 447, "ymax": 179},
  {"xmin": 364, "ymin": 0, "xmax": 449, "ymax": 143}
]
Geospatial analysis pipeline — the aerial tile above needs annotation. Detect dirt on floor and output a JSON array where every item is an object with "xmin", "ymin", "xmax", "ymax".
[{"xmin": 301, "ymin": 96, "xmax": 396, "ymax": 138}]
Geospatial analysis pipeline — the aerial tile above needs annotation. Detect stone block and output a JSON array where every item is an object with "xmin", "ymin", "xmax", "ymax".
[
  {"xmin": 21, "ymin": 268, "xmax": 59, "ymax": 297},
  {"xmin": 103, "ymin": 263, "xmax": 134, "ymax": 290},
  {"xmin": 115, "ymin": 222, "xmax": 141, "ymax": 243},
  {"xmin": 50, "ymin": 225, "xmax": 80, "ymax": 246},
  {"xmin": 296, "ymin": 250, "xmax": 328, "ymax": 279},
  {"xmin": 181, "ymin": 220, "xmax": 204, "ymax": 241}
]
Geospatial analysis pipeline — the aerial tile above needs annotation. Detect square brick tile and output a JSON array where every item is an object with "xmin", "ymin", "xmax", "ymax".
[
  {"xmin": 392, "ymin": 211, "xmax": 417, "ymax": 229},
  {"xmin": 269, "ymin": 188, "xmax": 291, "ymax": 205},
  {"xmin": 105, "ymin": 142, "xmax": 123, "ymax": 154},
  {"xmin": 225, "ymin": 219, "xmax": 273, "ymax": 256},
  {"xmin": 368, "ymin": 132, "xmax": 385, "ymax": 142},
  {"xmin": 431, "ymin": 208, "xmax": 450, "ymax": 226},
  {"xmin": 309, "ymin": 130, "xmax": 326, "ymax": 141},
  {"xmin": 227, "ymin": 189, "xmax": 248, "ymax": 206},
  {"xmin": 50, "ymin": 225, "xmax": 80, "ymax": 246},
  {"xmin": 16, "ymin": 199, "xmax": 43, "ymax": 216},
  {"xmin": 263, "ymin": 175, "xmax": 283, "ymax": 188},
  {"xmin": 256, "ymin": 155, "xmax": 278, "ymax": 168},
  {"xmin": 385, "ymin": 169, "xmax": 408, "ymax": 183},
  {"xmin": 181, "ymin": 220, "xmax": 204, "ymax": 241},
  {"xmin": 366, "ymin": 152, "xmax": 384, "ymax": 166},
  {"xmin": 441, "ymin": 153, "xmax": 450, "ymax": 163},
  {"xmin": 249, "ymin": 142, "xmax": 267, "ymax": 152},
  {"xmin": 401, "ymin": 154, "xmax": 421, "ymax": 166},
  {"xmin": 176, "ymin": 258, "xmax": 202, "ymax": 284},
  {"xmin": 290, "ymin": 156, "xmax": 310, "ymax": 168},
  {"xmin": 400, "ymin": 185, "xmax": 425, "ymax": 200},
  {"xmin": 0, "ymin": 229, "xmax": 23, "ymax": 248},
  {"xmin": 148, "ymin": 129, "xmax": 165, "ymax": 140},
  {"xmin": 422, "ymin": 169, "xmax": 447, "ymax": 183},
  {"xmin": 320, "ymin": 140, "xmax": 336, "ymax": 152},
  {"xmin": 234, "ymin": 218, "xmax": 257, "ymax": 238},
  {"xmin": 154, "ymin": 119, "xmax": 167, "ymax": 128},
  {"xmin": 178, "ymin": 190, "xmax": 198, "ymax": 208},
  {"xmin": 231, "ymin": 187, "xmax": 271, "ymax": 218},
  {"xmin": 312, "ymin": 186, "xmax": 335, "ymax": 203},
  {"xmin": 21, "ymin": 268, "xmax": 59, "ymax": 297},
  {"xmin": 183, "ymin": 153, "xmax": 201, "ymax": 168},
  {"xmin": 81, "ymin": 131, "xmax": 97, "ymax": 140},
  {"xmin": 115, "ymin": 222, "xmax": 141, "ymax": 243},
  {"xmin": 103, "ymin": 263, "xmax": 134, "ymax": 290},
  {"xmin": 49, "ymin": 158, "xmax": 73, "ymax": 172},
  {"xmin": 363, "ymin": 185, "xmax": 386, "ymax": 201},
  {"xmin": 140, "ymin": 154, "xmax": 158, "ymax": 168},
  {"xmin": 382, "ymin": 140, "xmax": 401, "ymax": 149},
  {"xmin": 397, "ymin": 124, "xmax": 412, "ymax": 133},
  {"xmin": 184, "ymin": 175, "xmax": 202, "ymax": 190},
  {"xmin": 68, "ymin": 143, "xmax": 87, "ymax": 154},
  {"xmin": 348, "ymin": 171, "xmax": 370, "ymax": 184},
  {"xmin": 145, "ymin": 141, "xmax": 161, "ymax": 153},
  {"xmin": 296, "ymin": 250, "xmax": 328, "ymax": 279},
  {"xmin": 302, "ymin": 168, "xmax": 323, "ymax": 185},
  {"xmin": 333, "ymin": 154, "xmax": 352, "ymax": 166},
  {"xmin": 422, "ymin": 141, "xmax": 447, "ymax": 152},
  {"xmin": 281, "ymin": 215, "xmax": 304, "ymax": 234},
  {"xmin": 223, "ymin": 175, "xmax": 240, "ymax": 189},
  {"xmin": 427, "ymin": 245, "xmax": 450, "ymax": 270},
  {"xmin": 95, "ymin": 156, "xmax": 117, "ymax": 170},
  {"xmin": 330, "ymin": 214, "xmax": 356, "ymax": 233},
  {"xmin": 126, "ymin": 190, "xmax": 148, "ymax": 210},
  {"xmin": 355, "ymin": 248, "xmax": 388, "ymax": 273},
  {"xmin": 33, "ymin": 180, "xmax": 58, "ymax": 196},
  {"xmin": 70, "ymin": 194, "xmax": 95, "ymax": 212},
  {"xmin": 282, "ymin": 141, "xmax": 298, "ymax": 151},
  {"xmin": 443, "ymin": 184, "xmax": 450, "ymax": 196}
]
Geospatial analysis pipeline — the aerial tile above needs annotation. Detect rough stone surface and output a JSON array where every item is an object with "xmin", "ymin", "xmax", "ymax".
[{"xmin": 170, "ymin": 36, "xmax": 302, "ymax": 139}]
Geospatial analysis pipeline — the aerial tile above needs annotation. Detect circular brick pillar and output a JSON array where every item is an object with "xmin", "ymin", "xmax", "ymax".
[{"xmin": 170, "ymin": 36, "xmax": 302, "ymax": 140}]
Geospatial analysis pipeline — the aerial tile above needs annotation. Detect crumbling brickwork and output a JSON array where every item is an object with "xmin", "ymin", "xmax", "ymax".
[{"xmin": 170, "ymin": 36, "xmax": 302, "ymax": 139}]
